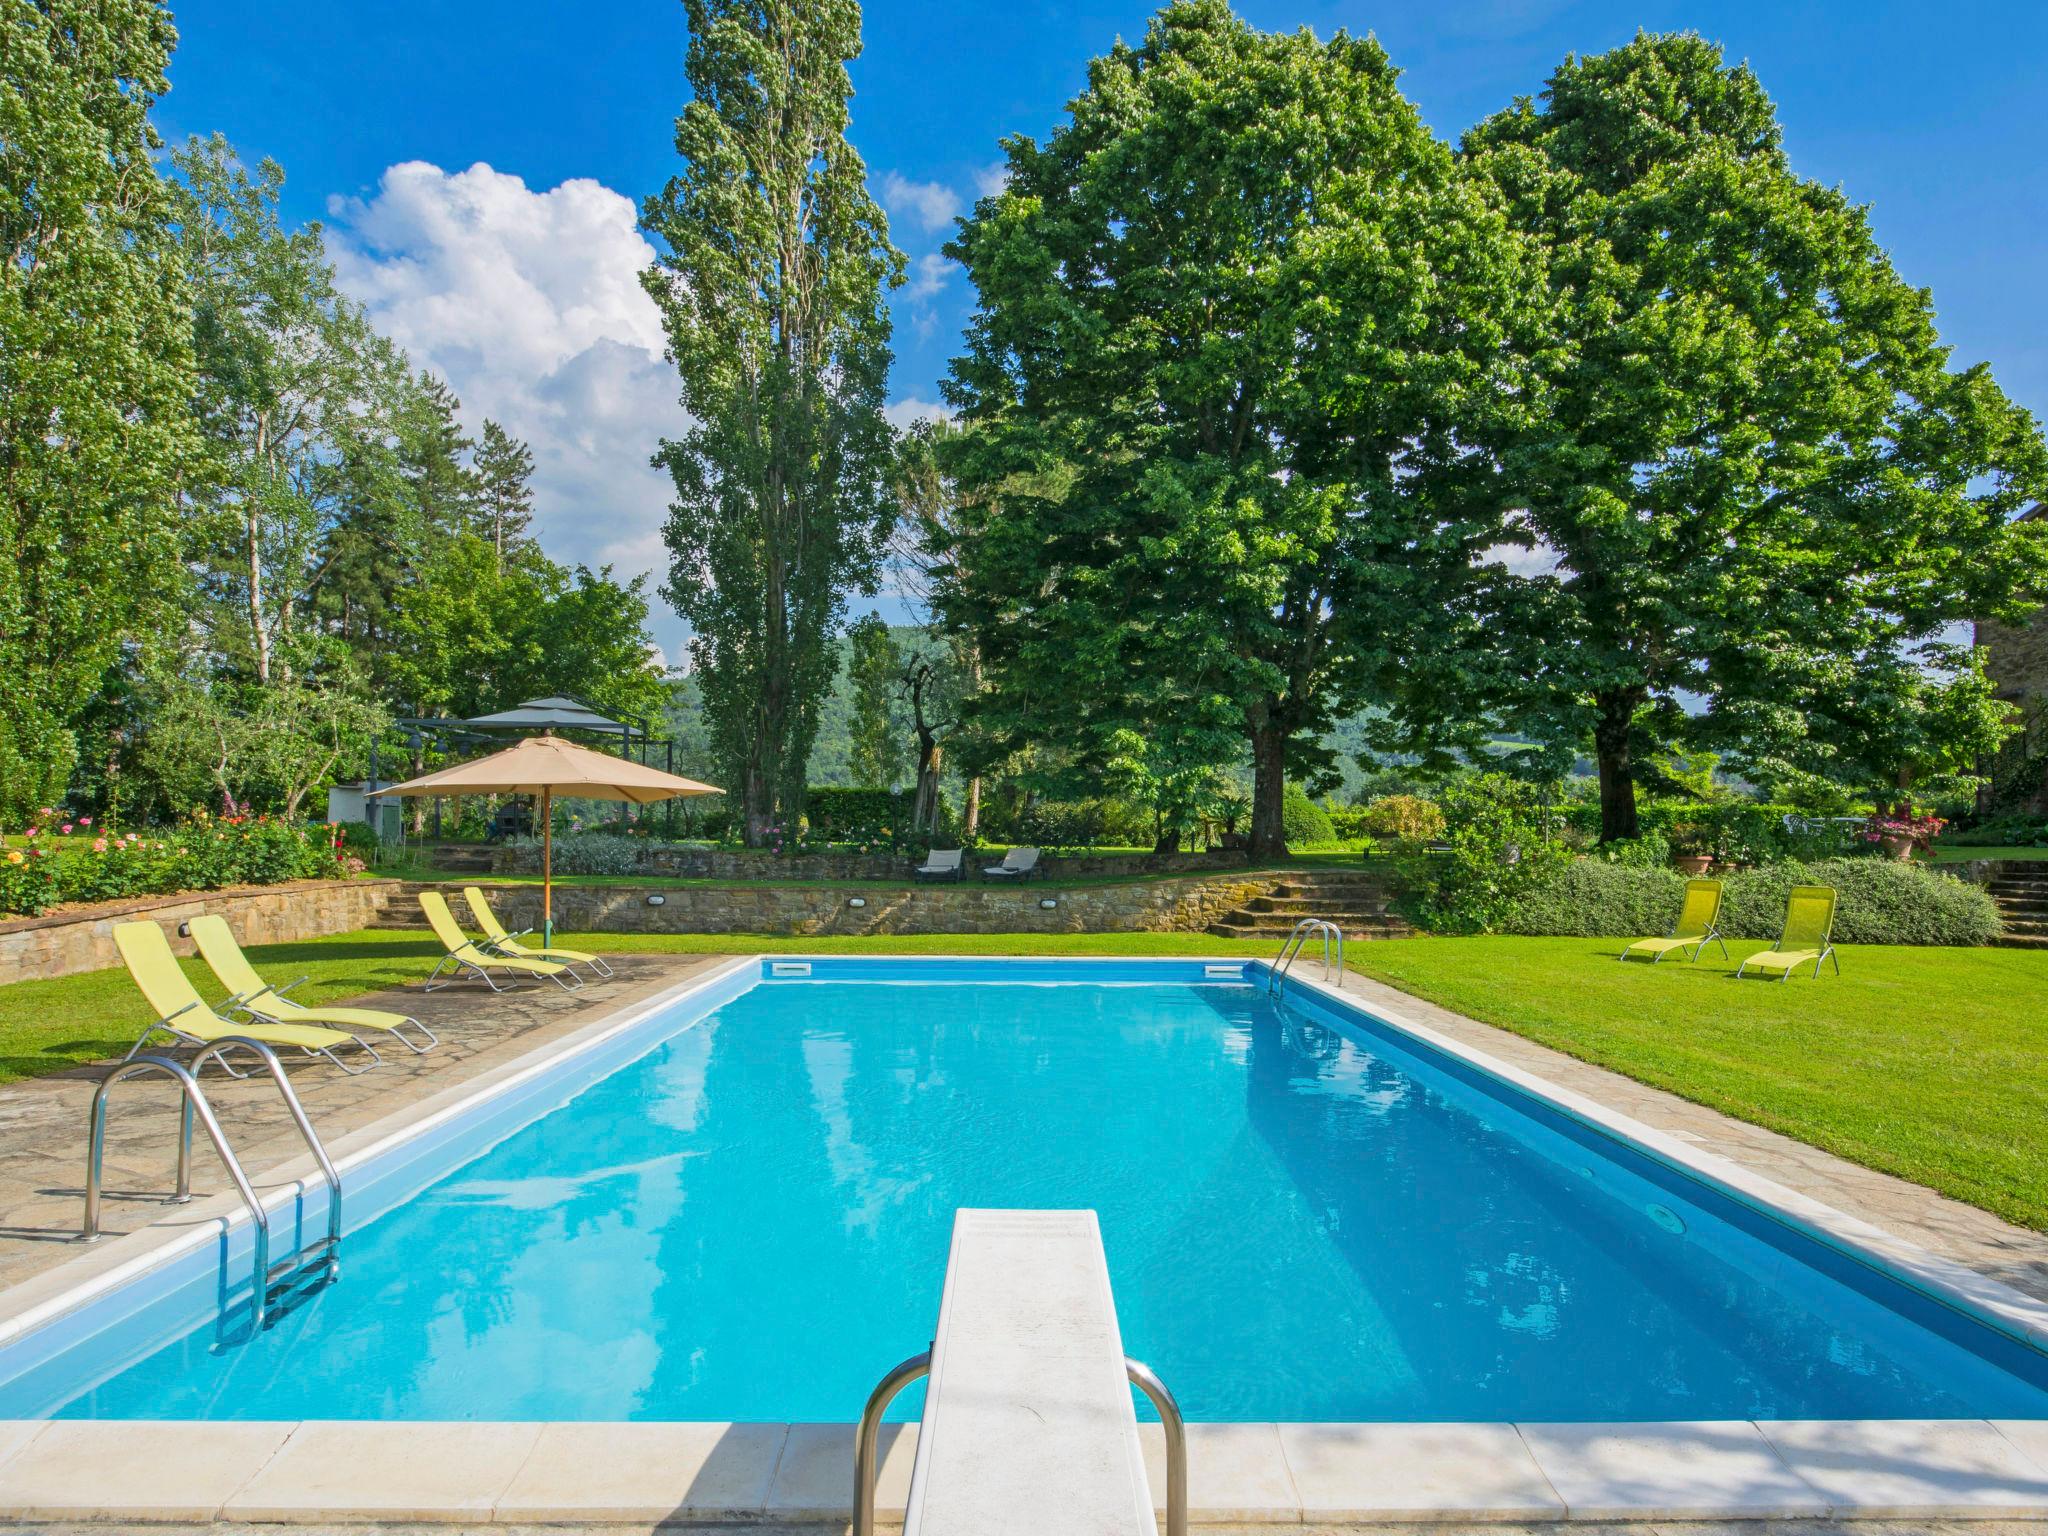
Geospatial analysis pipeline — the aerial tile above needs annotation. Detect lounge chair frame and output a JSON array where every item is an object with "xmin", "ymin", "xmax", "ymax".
[
  {"xmin": 226, "ymin": 975, "xmax": 440, "ymax": 1053},
  {"xmin": 914, "ymin": 849, "xmax": 966, "ymax": 883},
  {"xmin": 1736, "ymin": 886, "xmax": 1840, "ymax": 981},
  {"xmin": 421, "ymin": 947, "xmax": 583, "ymax": 994},
  {"xmin": 983, "ymin": 847, "xmax": 1042, "ymax": 882},
  {"xmin": 188, "ymin": 915, "xmax": 440, "ymax": 1054},
  {"xmin": 420, "ymin": 891, "xmax": 582, "ymax": 994},
  {"xmin": 126, "ymin": 999, "xmax": 382, "ymax": 1077},
  {"xmin": 1620, "ymin": 879, "xmax": 1728, "ymax": 964},
  {"xmin": 461, "ymin": 888, "xmax": 614, "ymax": 979}
]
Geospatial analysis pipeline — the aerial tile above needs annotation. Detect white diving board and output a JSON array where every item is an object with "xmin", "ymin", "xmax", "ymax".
[{"xmin": 902, "ymin": 1209, "xmax": 1160, "ymax": 1536}]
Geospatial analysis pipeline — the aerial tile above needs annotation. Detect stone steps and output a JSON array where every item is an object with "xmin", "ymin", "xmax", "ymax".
[
  {"xmin": 1205, "ymin": 917, "xmax": 1412, "ymax": 941},
  {"xmin": 1244, "ymin": 894, "xmax": 1392, "ymax": 915},
  {"xmin": 1982, "ymin": 870, "xmax": 2048, "ymax": 945}
]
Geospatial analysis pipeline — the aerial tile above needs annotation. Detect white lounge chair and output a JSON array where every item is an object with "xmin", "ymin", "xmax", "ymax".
[
  {"xmin": 983, "ymin": 846, "xmax": 1041, "ymax": 881},
  {"xmin": 915, "ymin": 849, "xmax": 965, "ymax": 882}
]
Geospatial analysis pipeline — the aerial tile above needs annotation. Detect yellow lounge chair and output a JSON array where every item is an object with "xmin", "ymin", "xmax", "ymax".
[
  {"xmin": 189, "ymin": 914, "xmax": 438, "ymax": 1054},
  {"xmin": 112, "ymin": 920, "xmax": 379, "ymax": 1075},
  {"xmin": 462, "ymin": 886, "xmax": 613, "ymax": 978},
  {"xmin": 1737, "ymin": 885, "xmax": 1840, "ymax": 980},
  {"xmin": 1621, "ymin": 878, "xmax": 1727, "ymax": 963},
  {"xmin": 419, "ymin": 890, "xmax": 579, "ymax": 993}
]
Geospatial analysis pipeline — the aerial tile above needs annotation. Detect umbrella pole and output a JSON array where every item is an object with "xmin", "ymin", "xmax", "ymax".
[{"xmin": 541, "ymin": 787, "xmax": 553, "ymax": 946}]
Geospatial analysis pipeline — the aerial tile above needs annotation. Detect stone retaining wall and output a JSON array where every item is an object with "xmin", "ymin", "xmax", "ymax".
[
  {"xmin": 0, "ymin": 880, "xmax": 401, "ymax": 983},
  {"xmin": 488, "ymin": 843, "xmax": 1253, "ymax": 883},
  {"xmin": 413, "ymin": 872, "xmax": 1278, "ymax": 937}
]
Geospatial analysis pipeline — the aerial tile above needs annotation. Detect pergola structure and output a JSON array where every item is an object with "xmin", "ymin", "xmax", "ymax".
[{"xmin": 369, "ymin": 694, "xmax": 697, "ymax": 837}]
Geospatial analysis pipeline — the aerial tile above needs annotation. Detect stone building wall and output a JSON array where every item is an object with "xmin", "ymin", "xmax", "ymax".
[
  {"xmin": 419, "ymin": 872, "xmax": 1282, "ymax": 938},
  {"xmin": 0, "ymin": 879, "xmax": 402, "ymax": 983}
]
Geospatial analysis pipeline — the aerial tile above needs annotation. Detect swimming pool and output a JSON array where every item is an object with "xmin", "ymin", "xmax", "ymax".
[{"xmin": 2, "ymin": 957, "xmax": 2045, "ymax": 1424}]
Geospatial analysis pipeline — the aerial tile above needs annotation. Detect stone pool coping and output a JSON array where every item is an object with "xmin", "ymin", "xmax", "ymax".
[{"xmin": 0, "ymin": 955, "xmax": 2043, "ymax": 1526}]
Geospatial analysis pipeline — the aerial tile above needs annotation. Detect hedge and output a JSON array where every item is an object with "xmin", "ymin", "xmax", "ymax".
[{"xmin": 1500, "ymin": 858, "xmax": 2003, "ymax": 947}]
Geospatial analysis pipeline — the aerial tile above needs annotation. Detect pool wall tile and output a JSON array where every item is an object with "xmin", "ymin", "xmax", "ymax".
[
  {"xmin": 769, "ymin": 1420, "xmax": 919, "ymax": 1519},
  {"xmin": 222, "ymin": 1420, "xmax": 544, "ymax": 1522},
  {"xmin": 0, "ymin": 1418, "xmax": 294, "ymax": 1522},
  {"xmin": 493, "ymin": 1420, "xmax": 787, "ymax": 1522},
  {"xmin": 1513, "ymin": 1420, "xmax": 1827, "ymax": 1520},
  {"xmin": 1138, "ymin": 1421, "xmax": 1299, "ymax": 1523},
  {"xmin": 1756, "ymin": 1417, "xmax": 2048, "ymax": 1518},
  {"xmin": 1277, "ymin": 1421, "xmax": 1563, "ymax": 1521}
]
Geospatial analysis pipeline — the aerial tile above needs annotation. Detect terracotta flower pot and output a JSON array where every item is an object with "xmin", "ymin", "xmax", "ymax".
[
  {"xmin": 1878, "ymin": 833, "xmax": 1915, "ymax": 860},
  {"xmin": 1672, "ymin": 854, "xmax": 1714, "ymax": 876}
]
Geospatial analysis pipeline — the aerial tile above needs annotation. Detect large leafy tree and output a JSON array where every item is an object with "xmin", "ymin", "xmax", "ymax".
[
  {"xmin": 941, "ymin": 1, "xmax": 1531, "ymax": 856},
  {"xmin": 0, "ymin": 0, "xmax": 201, "ymax": 823},
  {"xmin": 1465, "ymin": 33, "xmax": 2048, "ymax": 839},
  {"xmin": 641, "ymin": 0, "xmax": 901, "ymax": 843}
]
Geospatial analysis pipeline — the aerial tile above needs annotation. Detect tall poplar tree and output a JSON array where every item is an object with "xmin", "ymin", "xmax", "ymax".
[
  {"xmin": 0, "ymin": 0, "xmax": 200, "ymax": 822},
  {"xmin": 641, "ymin": 0, "xmax": 901, "ymax": 841}
]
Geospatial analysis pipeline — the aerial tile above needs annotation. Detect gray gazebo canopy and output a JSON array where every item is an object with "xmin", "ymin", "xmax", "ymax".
[{"xmin": 460, "ymin": 695, "xmax": 633, "ymax": 737}]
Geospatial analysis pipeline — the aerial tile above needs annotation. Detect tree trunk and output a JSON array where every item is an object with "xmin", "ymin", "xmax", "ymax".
[
  {"xmin": 1247, "ymin": 716, "xmax": 1288, "ymax": 860},
  {"xmin": 1594, "ymin": 691, "xmax": 1640, "ymax": 842},
  {"xmin": 912, "ymin": 737, "xmax": 942, "ymax": 832},
  {"xmin": 964, "ymin": 775, "xmax": 981, "ymax": 838}
]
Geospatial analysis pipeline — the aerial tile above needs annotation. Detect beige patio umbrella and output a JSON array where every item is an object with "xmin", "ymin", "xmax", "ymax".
[{"xmin": 371, "ymin": 735, "xmax": 719, "ymax": 942}]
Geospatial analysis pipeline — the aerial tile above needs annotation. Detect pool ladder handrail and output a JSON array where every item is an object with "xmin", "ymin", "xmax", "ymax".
[
  {"xmin": 81, "ymin": 1036, "xmax": 343, "ymax": 1333},
  {"xmin": 1269, "ymin": 917, "xmax": 1344, "ymax": 993},
  {"xmin": 854, "ymin": 1350, "xmax": 1186, "ymax": 1536}
]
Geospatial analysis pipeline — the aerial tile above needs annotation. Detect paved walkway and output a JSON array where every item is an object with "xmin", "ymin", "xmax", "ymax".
[{"xmin": 0, "ymin": 949, "xmax": 2041, "ymax": 1311}]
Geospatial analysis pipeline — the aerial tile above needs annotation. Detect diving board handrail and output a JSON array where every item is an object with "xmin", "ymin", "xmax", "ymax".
[
  {"xmin": 1270, "ymin": 916, "xmax": 1344, "ymax": 992},
  {"xmin": 854, "ymin": 1349, "xmax": 929, "ymax": 1536},
  {"xmin": 854, "ymin": 1350, "xmax": 1187, "ymax": 1536}
]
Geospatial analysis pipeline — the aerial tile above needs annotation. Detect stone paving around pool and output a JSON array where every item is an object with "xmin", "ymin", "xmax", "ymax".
[{"xmin": 0, "ymin": 953, "xmax": 723, "ymax": 1295}]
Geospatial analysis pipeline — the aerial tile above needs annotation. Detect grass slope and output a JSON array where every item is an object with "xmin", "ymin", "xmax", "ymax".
[{"xmin": 3, "ymin": 928, "xmax": 2042, "ymax": 1231}]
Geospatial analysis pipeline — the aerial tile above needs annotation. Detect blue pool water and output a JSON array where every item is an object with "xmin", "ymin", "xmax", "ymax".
[{"xmin": 20, "ymin": 969, "xmax": 2048, "ymax": 1422}]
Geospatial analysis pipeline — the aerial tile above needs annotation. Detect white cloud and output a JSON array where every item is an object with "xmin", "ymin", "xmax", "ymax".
[
  {"xmin": 972, "ymin": 161, "xmax": 1010, "ymax": 199},
  {"xmin": 879, "ymin": 170, "xmax": 962, "ymax": 235},
  {"xmin": 904, "ymin": 251, "xmax": 956, "ymax": 301},
  {"xmin": 883, "ymin": 397, "xmax": 952, "ymax": 432},
  {"xmin": 325, "ymin": 161, "xmax": 688, "ymax": 657}
]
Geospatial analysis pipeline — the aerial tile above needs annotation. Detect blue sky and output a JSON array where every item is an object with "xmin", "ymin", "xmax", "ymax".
[{"xmin": 155, "ymin": 0, "xmax": 2048, "ymax": 658}]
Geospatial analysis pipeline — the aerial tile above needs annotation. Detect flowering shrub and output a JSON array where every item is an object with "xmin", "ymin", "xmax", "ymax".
[
  {"xmin": 1861, "ymin": 809, "xmax": 1945, "ymax": 855},
  {"xmin": 0, "ymin": 809, "xmax": 355, "ymax": 918}
]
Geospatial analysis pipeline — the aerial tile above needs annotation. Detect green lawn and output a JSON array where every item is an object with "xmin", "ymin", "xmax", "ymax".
[
  {"xmin": 1927, "ymin": 843, "xmax": 2048, "ymax": 863},
  {"xmin": 1346, "ymin": 936, "xmax": 2048, "ymax": 1233},
  {"xmin": 4, "ymin": 927, "xmax": 2043, "ymax": 1233}
]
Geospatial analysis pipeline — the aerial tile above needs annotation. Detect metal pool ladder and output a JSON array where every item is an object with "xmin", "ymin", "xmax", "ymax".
[
  {"xmin": 81, "ymin": 1036, "xmax": 343, "ymax": 1333},
  {"xmin": 1270, "ymin": 917, "xmax": 1344, "ymax": 992},
  {"xmin": 854, "ymin": 1352, "xmax": 1188, "ymax": 1536}
]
